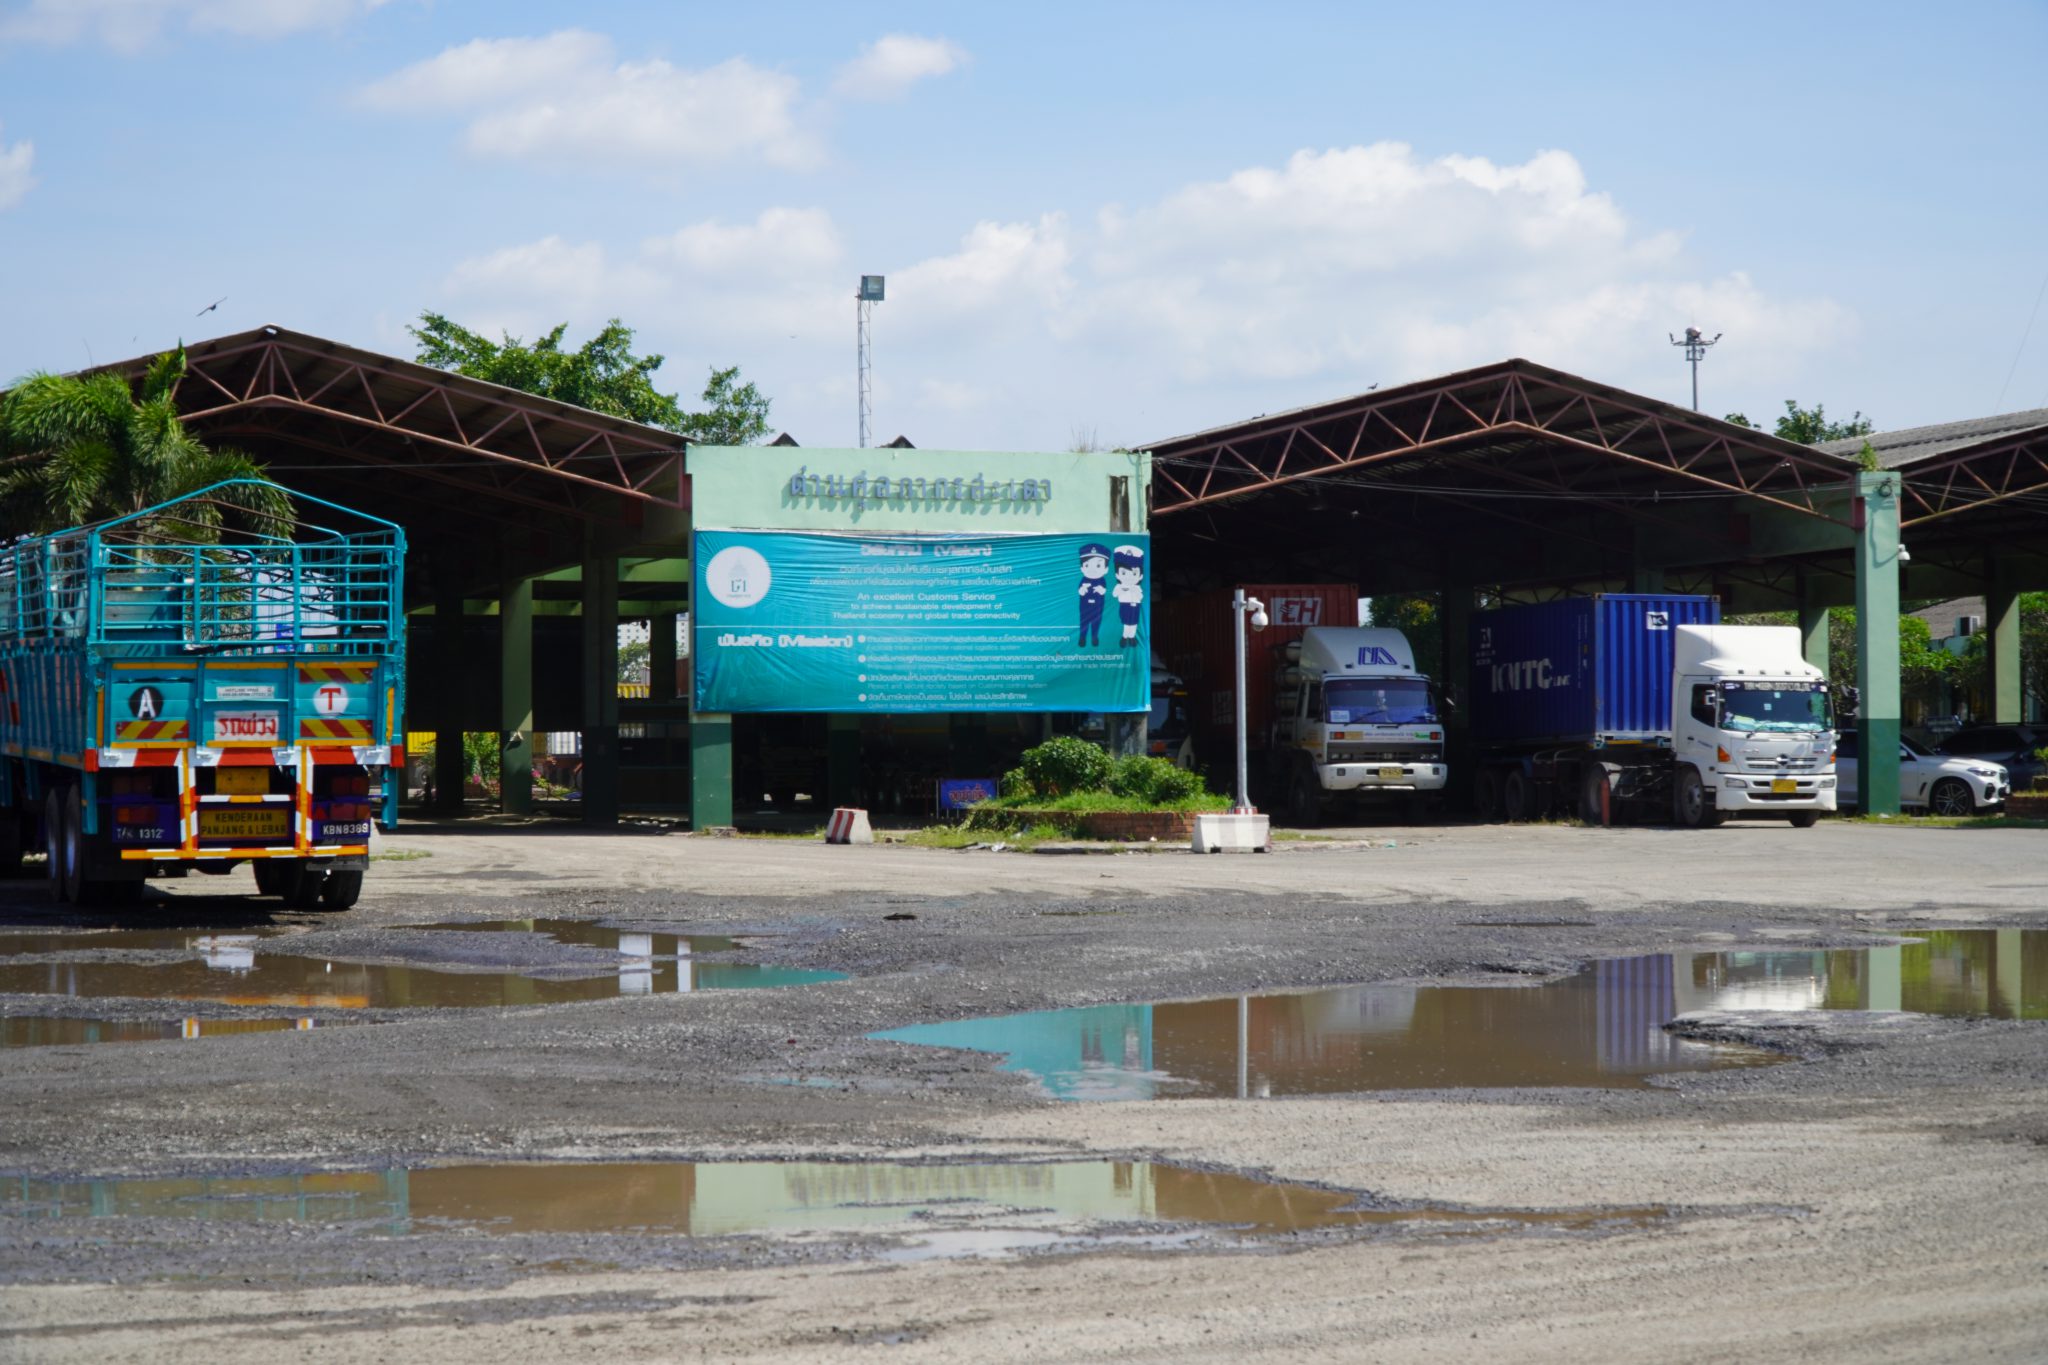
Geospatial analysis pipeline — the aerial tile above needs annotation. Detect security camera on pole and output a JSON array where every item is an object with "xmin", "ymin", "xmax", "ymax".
[{"xmin": 1193, "ymin": 589, "xmax": 1272, "ymax": 852}]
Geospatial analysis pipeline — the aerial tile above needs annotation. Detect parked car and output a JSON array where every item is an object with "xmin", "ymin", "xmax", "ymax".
[
  {"xmin": 1934, "ymin": 724, "xmax": 2045, "ymax": 791},
  {"xmin": 1837, "ymin": 730, "xmax": 2010, "ymax": 815}
]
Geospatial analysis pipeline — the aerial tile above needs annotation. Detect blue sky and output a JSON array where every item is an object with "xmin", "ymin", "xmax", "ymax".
[{"xmin": 2, "ymin": 1, "xmax": 2045, "ymax": 450}]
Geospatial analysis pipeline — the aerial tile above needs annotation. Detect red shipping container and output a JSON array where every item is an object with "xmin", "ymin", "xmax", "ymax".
[{"xmin": 1154, "ymin": 584, "xmax": 1359, "ymax": 764}]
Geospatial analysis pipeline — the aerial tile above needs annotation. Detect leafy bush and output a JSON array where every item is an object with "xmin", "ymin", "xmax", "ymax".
[
  {"xmin": 1015, "ymin": 736, "xmax": 1113, "ymax": 798},
  {"xmin": 1108, "ymin": 754, "xmax": 1203, "ymax": 804}
]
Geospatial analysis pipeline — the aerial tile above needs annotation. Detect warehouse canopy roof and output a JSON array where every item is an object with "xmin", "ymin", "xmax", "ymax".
[
  {"xmin": 1816, "ymin": 407, "xmax": 2048, "ymax": 467},
  {"xmin": 78, "ymin": 326, "xmax": 689, "ymax": 596},
  {"xmin": 1143, "ymin": 358, "xmax": 1858, "ymax": 526}
]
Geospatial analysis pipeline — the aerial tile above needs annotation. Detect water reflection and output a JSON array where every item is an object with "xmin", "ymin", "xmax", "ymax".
[
  {"xmin": 874, "ymin": 932, "xmax": 2045, "ymax": 1100},
  {"xmin": 0, "ymin": 919, "xmax": 843, "ymax": 1033},
  {"xmin": 0, "ymin": 1159, "xmax": 1663, "ymax": 1242}
]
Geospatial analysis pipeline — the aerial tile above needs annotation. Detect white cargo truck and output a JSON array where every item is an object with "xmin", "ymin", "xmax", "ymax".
[{"xmin": 1270, "ymin": 627, "xmax": 1448, "ymax": 825}]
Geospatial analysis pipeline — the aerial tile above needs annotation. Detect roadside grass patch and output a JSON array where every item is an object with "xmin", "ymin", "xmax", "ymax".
[{"xmin": 1839, "ymin": 812, "xmax": 2048, "ymax": 830}]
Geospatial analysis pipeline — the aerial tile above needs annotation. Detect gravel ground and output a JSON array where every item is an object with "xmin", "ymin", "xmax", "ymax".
[{"xmin": 1, "ymin": 818, "xmax": 2044, "ymax": 1363}]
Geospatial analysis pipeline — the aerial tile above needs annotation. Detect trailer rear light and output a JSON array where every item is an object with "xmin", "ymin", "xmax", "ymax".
[{"xmin": 116, "ymin": 806, "xmax": 153, "ymax": 824}]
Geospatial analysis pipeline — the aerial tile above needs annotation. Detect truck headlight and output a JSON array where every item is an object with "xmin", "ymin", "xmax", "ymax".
[
  {"xmin": 1722, "ymin": 777, "xmax": 1748, "ymax": 788},
  {"xmin": 1819, "ymin": 777, "xmax": 1836, "ymax": 789}
]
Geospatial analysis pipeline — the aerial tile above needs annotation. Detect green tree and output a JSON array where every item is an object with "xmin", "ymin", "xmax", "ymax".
[
  {"xmin": 1723, "ymin": 400, "xmax": 1875, "ymax": 445},
  {"xmin": 1364, "ymin": 593, "xmax": 1442, "ymax": 681},
  {"xmin": 410, "ymin": 313, "xmax": 770, "ymax": 444},
  {"xmin": 0, "ymin": 347, "xmax": 288, "ymax": 539},
  {"xmin": 1827, "ymin": 609, "xmax": 1956, "ymax": 716}
]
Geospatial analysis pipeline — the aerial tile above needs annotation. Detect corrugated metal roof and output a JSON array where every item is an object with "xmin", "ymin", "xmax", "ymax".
[{"xmin": 1815, "ymin": 408, "xmax": 2048, "ymax": 467}]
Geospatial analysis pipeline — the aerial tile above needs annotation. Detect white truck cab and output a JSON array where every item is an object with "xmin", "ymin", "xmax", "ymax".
[
  {"xmin": 1670, "ymin": 624, "xmax": 1838, "ymax": 827},
  {"xmin": 1275, "ymin": 627, "xmax": 1448, "ymax": 822}
]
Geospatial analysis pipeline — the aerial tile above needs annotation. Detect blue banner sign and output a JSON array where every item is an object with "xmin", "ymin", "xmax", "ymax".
[
  {"xmin": 693, "ymin": 530, "xmax": 1150, "ymax": 714},
  {"xmin": 937, "ymin": 778, "xmax": 999, "ymax": 812}
]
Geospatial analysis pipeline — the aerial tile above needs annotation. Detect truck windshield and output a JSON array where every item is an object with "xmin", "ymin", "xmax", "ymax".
[
  {"xmin": 1719, "ymin": 681, "xmax": 1832, "ymax": 734},
  {"xmin": 1325, "ymin": 678, "xmax": 1437, "ymax": 725}
]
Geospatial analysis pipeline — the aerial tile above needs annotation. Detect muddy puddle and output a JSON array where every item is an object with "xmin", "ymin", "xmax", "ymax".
[
  {"xmin": 0, "ymin": 1159, "xmax": 1664, "ymax": 1260},
  {"xmin": 0, "ymin": 920, "xmax": 843, "ymax": 1045},
  {"xmin": 875, "ymin": 933, "xmax": 2045, "ymax": 1100}
]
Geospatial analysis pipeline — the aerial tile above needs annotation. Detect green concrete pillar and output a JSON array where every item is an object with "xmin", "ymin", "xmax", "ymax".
[
  {"xmin": 1986, "ymin": 563, "xmax": 2022, "ymax": 724},
  {"xmin": 432, "ymin": 578, "xmax": 466, "ymax": 814},
  {"xmin": 1437, "ymin": 584, "xmax": 1473, "ymax": 806},
  {"xmin": 1855, "ymin": 472, "xmax": 1903, "ymax": 816},
  {"xmin": 581, "ymin": 544, "xmax": 620, "ymax": 826},
  {"xmin": 1797, "ymin": 582, "xmax": 1830, "ymax": 679},
  {"xmin": 827, "ymin": 714, "xmax": 861, "ymax": 807},
  {"xmin": 500, "ymin": 575, "xmax": 534, "ymax": 816},
  {"xmin": 689, "ymin": 712, "xmax": 733, "ymax": 830},
  {"xmin": 649, "ymin": 611, "xmax": 678, "ymax": 704}
]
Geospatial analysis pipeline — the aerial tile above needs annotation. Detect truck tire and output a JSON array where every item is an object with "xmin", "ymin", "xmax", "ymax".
[
  {"xmin": 60, "ymin": 786, "xmax": 87, "ymax": 904},
  {"xmin": 1286, "ymin": 765, "xmax": 1323, "ymax": 828},
  {"xmin": 1787, "ymin": 812, "xmax": 1821, "ymax": 828},
  {"xmin": 1502, "ymin": 769, "xmax": 1530, "ymax": 823},
  {"xmin": 45, "ymin": 790, "xmax": 69, "ymax": 902},
  {"xmin": 1674, "ymin": 767, "xmax": 1723, "ymax": 828},
  {"xmin": 319, "ymin": 870, "xmax": 364, "ymax": 910},
  {"xmin": 1579, "ymin": 767, "xmax": 1611, "ymax": 826},
  {"xmin": 1472, "ymin": 768, "xmax": 1502, "ymax": 821},
  {"xmin": 253, "ymin": 860, "xmax": 286, "ymax": 896}
]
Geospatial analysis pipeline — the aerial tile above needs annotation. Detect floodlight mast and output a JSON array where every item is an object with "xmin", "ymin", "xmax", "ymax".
[
  {"xmin": 858, "ymin": 275, "xmax": 885, "ymax": 447},
  {"xmin": 1669, "ymin": 326, "xmax": 1722, "ymax": 411}
]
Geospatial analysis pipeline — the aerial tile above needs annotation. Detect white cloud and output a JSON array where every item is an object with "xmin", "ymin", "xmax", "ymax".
[
  {"xmin": 833, "ymin": 33, "xmax": 967, "ymax": 101},
  {"xmin": 0, "ymin": 0, "xmax": 387, "ymax": 51},
  {"xmin": 433, "ymin": 142, "xmax": 1850, "ymax": 448},
  {"xmin": 360, "ymin": 30, "xmax": 816, "ymax": 172},
  {"xmin": 0, "ymin": 125, "xmax": 33, "ymax": 210}
]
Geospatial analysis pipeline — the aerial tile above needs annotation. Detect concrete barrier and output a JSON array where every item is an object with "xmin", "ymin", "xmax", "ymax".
[
  {"xmin": 825, "ymin": 808, "xmax": 874, "ymax": 845},
  {"xmin": 1192, "ymin": 812, "xmax": 1270, "ymax": 853}
]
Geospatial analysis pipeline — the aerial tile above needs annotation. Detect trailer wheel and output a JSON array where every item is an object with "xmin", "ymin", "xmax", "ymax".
[
  {"xmin": 1674, "ymin": 767, "xmax": 1723, "ymax": 828},
  {"xmin": 1501, "ymin": 769, "xmax": 1530, "ymax": 823},
  {"xmin": 319, "ymin": 871, "xmax": 364, "ymax": 910},
  {"xmin": 287, "ymin": 864, "xmax": 327, "ymax": 909},
  {"xmin": 44, "ymin": 790, "xmax": 68, "ymax": 902},
  {"xmin": 1471, "ymin": 768, "xmax": 1502, "ymax": 821}
]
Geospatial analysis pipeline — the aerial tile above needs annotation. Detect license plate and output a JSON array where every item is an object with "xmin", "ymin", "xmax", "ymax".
[
  {"xmin": 200, "ymin": 809, "xmax": 289, "ymax": 840},
  {"xmin": 319, "ymin": 822, "xmax": 371, "ymax": 840},
  {"xmin": 1377, "ymin": 766, "xmax": 1404, "ymax": 781},
  {"xmin": 1771, "ymin": 778, "xmax": 1798, "ymax": 794},
  {"xmin": 216, "ymin": 767, "xmax": 268, "ymax": 795}
]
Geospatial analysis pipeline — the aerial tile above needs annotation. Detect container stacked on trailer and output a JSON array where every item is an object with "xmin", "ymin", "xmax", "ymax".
[{"xmin": 0, "ymin": 481, "xmax": 405, "ymax": 906}]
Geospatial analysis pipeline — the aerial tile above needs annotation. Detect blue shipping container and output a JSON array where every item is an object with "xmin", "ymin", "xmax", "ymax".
[{"xmin": 1468, "ymin": 595, "xmax": 1720, "ymax": 746}]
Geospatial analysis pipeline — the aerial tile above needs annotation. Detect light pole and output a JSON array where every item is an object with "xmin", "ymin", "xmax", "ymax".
[
  {"xmin": 1668, "ymin": 326, "xmax": 1722, "ymax": 412},
  {"xmin": 1232, "ymin": 589, "xmax": 1269, "ymax": 813}
]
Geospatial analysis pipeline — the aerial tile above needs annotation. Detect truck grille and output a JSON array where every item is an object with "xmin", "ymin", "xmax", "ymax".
[
  {"xmin": 1743, "ymin": 755, "xmax": 1823, "ymax": 773},
  {"xmin": 1329, "ymin": 747, "xmax": 1441, "ymax": 763}
]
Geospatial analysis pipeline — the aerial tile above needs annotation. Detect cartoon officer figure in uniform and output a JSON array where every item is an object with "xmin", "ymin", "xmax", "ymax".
[
  {"xmin": 1077, "ymin": 542, "xmax": 1110, "ymax": 646},
  {"xmin": 1112, "ymin": 544, "xmax": 1145, "ymax": 648}
]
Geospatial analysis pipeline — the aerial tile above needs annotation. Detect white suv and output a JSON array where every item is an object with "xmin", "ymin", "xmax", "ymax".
[{"xmin": 1837, "ymin": 730, "xmax": 2009, "ymax": 815}]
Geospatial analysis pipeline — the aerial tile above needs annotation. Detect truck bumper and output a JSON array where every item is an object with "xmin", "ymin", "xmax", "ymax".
[
  {"xmin": 1319, "ymin": 764, "xmax": 1449, "ymax": 795},
  {"xmin": 1714, "ymin": 778, "xmax": 1837, "ymax": 813}
]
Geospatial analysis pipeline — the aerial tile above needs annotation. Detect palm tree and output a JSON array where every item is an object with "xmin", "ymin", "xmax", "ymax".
[{"xmin": 0, "ymin": 347, "xmax": 290, "ymax": 540}]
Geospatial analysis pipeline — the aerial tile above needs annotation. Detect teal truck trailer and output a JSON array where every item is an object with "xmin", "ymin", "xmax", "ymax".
[{"xmin": 0, "ymin": 481, "xmax": 405, "ymax": 907}]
